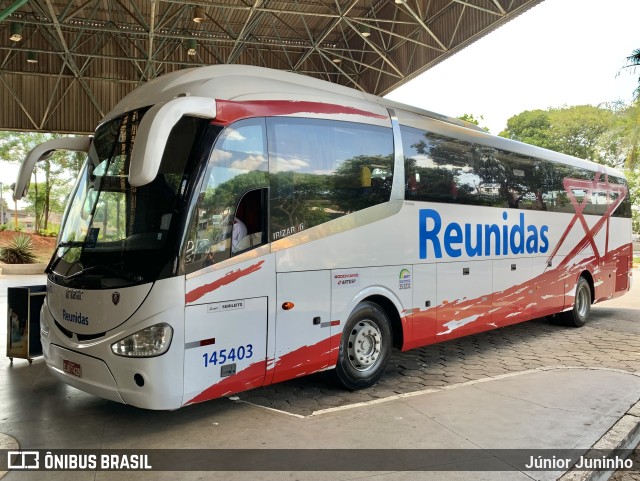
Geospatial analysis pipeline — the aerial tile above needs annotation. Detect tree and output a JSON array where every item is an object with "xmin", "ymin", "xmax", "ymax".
[
  {"xmin": 597, "ymin": 101, "xmax": 640, "ymax": 169},
  {"xmin": 457, "ymin": 113, "xmax": 490, "ymax": 132},
  {"xmin": 500, "ymin": 102, "xmax": 639, "ymax": 234},
  {"xmin": 0, "ymin": 131, "xmax": 81, "ymax": 230},
  {"xmin": 499, "ymin": 110, "xmax": 558, "ymax": 151},
  {"xmin": 24, "ymin": 182, "xmax": 65, "ymax": 232},
  {"xmin": 499, "ymin": 105, "xmax": 613, "ymax": 163},
  {"xmin": 623, "ymin": 48, "xmax": 640, "ymax": 98}
]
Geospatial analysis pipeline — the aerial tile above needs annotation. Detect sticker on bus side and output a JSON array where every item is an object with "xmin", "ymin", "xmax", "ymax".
[
  {"xmin": 334, "ymin": 272, "xmax": 360, "ymax": 288},
  {"xmin": 207, "ymin": 300, "xmax": 246, "ymax": 314},
  {"xmin": 399, "ymin": 269, "xmax": 411, "ymax": 290}
]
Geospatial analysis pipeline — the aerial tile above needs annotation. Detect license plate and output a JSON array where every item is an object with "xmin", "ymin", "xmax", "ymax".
[{"xmin": 63, "ymin": 359, "xmax": 82, "ymax": 378}]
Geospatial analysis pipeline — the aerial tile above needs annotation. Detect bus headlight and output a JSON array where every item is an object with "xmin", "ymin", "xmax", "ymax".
[
  {"xmin": 40, "ymin": 316, "xmax": 50, "ymax": 337},
  {"xmin": 111, "ymin": 324, "xmax": 173, "ymax": 357},
  {"xmin": 40, "ymin": 303, "xmax": 50, "ymax": 337}
]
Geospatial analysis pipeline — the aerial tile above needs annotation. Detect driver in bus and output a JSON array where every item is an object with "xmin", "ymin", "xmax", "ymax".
[{"xmin": 231, "ymin": 216, "xmax": 247, "ymax": 252}]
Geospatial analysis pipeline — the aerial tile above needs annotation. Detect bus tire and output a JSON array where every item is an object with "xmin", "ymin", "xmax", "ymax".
[
  {"xmin": 562, "ymin": 277, "xmax": 591, "ymax": 327},
  {"xmin": 334, "ymin": 301, "xmax": 392, "ymax": 390}
]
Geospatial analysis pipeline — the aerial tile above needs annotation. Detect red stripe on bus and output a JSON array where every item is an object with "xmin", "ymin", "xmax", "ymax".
[
  {"xmin": 186, "ymin": 360, "xmax": 267, "ymax": 405},
  {"xmin": 214, "ymin": 99, "xmax": 388, "ymax": 124},
  {"xmin": 269, "ymin": 333, "xmax": 343, "ymax": 384},
  {"xmin": 185, "ymin": 260, "xmax": 265, "ymax": 303},
  {"xmin": 547, "ymin": 170, "xmax": 627, "ymax": 269},
  {"xmin": 186, "ymin": 333, "xmax": 343, "ymax": 405},
  {"xmin": 404, "ymin": 242, "xmax": 631, "ymax": 348}
]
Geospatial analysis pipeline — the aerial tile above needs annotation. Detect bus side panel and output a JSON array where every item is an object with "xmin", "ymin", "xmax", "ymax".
[
  {"xmin": 330, "ymin": 266, "xmax": 413, "ymax": 353},
  {"xmin": 435, "ymin": 260, "xmax": 493, "ymax": 341},
  {"xmin": 270, "ymin": 270, "xmax": 334, "ymax": 384},
  {"xmin": 406, "ymin": 264, "xmax": 437, "ymax": 350},
  {"xmin": 183, "ymin": 297, "xmax": 268, "ymax": 405},
  {"xmin": 531, "ymin": 256, "xmax": 567, "ymax": 317},
  {"xmin": 615, "ymin": 254, "xmax": 630, "ymax": 292},
  {"xmin": 596, "ymin": 255, "xmax": 617, "ymax": 301},
  {"xmin": 492, "ymin": 257, "xmax": 533, "ymax": 326},
  {"xmin": 183, "ymin": 254, "xmax": 275, "ymax": 405}
]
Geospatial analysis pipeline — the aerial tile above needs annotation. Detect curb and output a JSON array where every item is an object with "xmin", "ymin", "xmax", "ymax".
[
  {"xmin": 0, "ymin": 263, "xmax": 47, "ymax": 275},
  {"xmin": 0, "ymin": 433, "xmax": 19, "ymax": 479},
  {"xmin": 559, "ymin": 399, "xmax": 640, "ymax": 481}
]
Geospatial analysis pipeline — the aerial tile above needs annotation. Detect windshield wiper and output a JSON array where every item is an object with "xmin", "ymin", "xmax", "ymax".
[
  {"xmin": 64, "ymin": 264, "xmax": 142, "ymax": 283},
  {"xmin": 45, "ymin": 241, "xmax": 83, "ymax": 274}
]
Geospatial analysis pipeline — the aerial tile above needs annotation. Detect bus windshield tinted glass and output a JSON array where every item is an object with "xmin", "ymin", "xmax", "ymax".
[{"xmin": 53, "ymin": 109, "xmax": 207, "ymax": 288}]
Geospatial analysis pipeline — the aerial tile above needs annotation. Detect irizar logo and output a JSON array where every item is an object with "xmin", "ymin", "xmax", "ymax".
[
  {"xmin": 419, "ymin": 209, "xmax": 549, "ymax": 259},
  {"xmin": 65, "ymin": 289, "xmax": 83, "ymax": 300}
]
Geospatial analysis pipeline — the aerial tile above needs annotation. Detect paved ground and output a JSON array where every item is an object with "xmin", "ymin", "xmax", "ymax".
[
  {"xmin": 239, "ymin": 292, "xmax": 640, "ymax": 417},
  {"xmin": 611, "ymin": 449, "xmax": 640, "ymax": 481}
]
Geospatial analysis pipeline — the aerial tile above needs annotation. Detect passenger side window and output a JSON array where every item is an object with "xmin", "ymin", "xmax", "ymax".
[
  {"xmin": 184, "ymin": 119, "xmax": 268, "ymax": 273},
  {"xmin": 267, "ymin": 117, "xmax": 394, "ymax": 241},
  {"xmin": 402, "ymin": 125, "xmax": 495, "ymax": 206}
]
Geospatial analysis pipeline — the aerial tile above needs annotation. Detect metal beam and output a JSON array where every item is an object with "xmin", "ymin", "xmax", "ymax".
[
  {"xmin": 293, "ymin": 0, "xmax": 360, "ymax": 71},
  {"xmin": 44, "ymin": 0, "xmax": 105, "ymax": 118},
  {"xmin": 227, "ymin": 0, "xmax": 266, "ymax": 65},
  {"xmin": 396, "ymin": 1, "xmax": 447, "ymax": 51},
  {"xmin": 0, "ymin": 0, "xmax": 30, "ymax": 22}
]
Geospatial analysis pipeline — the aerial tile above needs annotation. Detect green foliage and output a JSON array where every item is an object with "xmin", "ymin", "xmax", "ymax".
[
  {"xmin": 0, "ymin": 224, "xmax": 6, "ymax": 232},
  {"xmin": 0, "ymin": 234, "xmax": 37, "ymax": 264},
  {"xmin": 626, "ymin": 167, "xmax": 640, "ymax": 233},
  {"xmin": 457, "ymin": 113, "xmax": 490, "ymax": 132},
  {"xmin": 623, "ymin": 48, "xmax": 640, "ymax": 99},
  {"xmin": 500, "ymin": 102, "xmax": 640, "ymax": 234},
  {"xmin": 499, "ymin": 105, "xmax": 613, "ymax": 162},
  {"xmin": 0, "ymin": 131, "xmax": 83, "ymax": 231},
  {"xmin": 37, "ymin": 227, "xmax": 59, "ymax": 237},
  {"xmin": 599, "ymin": 101, "xmax": 640, "ymax": 169}
]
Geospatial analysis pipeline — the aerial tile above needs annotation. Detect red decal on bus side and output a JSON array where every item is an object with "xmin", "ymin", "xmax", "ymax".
[
  {"xmin": 186, "ymin": 260, "xmax": 265, "ymax": 304},
  {"xmin": 269, "ymin": 333, "xmax": 343, "ymax": 384},
  {"xmin": 187, "ymin": 334, "xmax": 343, "ymax": 405},
  {"xmin": 215, "ymin": 99, "xmax": 388, "ymax": 124},
  {"xmin": 186, "ymin": 360, "xmax": 267, "ymax": 405},
  {"xmin": 406, "ymin": 243, "xmax": 631, "ymax": 344},
  {"xmin": 547, "ymin": 170, "xmax": 627, "ymax": 269}
]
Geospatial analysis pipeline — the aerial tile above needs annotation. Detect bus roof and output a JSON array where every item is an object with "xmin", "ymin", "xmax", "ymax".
[
  {"xmin": 102, "ymin": 64, "xmax": 625, "ymax": 180},
  {"xmin": 102, "ymin": 64, "xmax": 484, "ymax": 133}
]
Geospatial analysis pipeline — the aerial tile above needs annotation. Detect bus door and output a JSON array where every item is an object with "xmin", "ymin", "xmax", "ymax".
[
  {"xmin": 270, "ymin": 271, "xmax": 332, "ymax": 384},
  {"xmin": 182, "ymin": 255, "xmax": 275, "ymax": 405}
]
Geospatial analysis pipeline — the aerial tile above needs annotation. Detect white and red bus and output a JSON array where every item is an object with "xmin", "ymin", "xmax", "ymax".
[{"xmin": 15, "ymin": 65, "xmax": 632, "ymax": 410}]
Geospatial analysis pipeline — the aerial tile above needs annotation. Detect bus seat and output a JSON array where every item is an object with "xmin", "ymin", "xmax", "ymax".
[{"xmin": 234, "ymin": 232, "xmax": 262, "ymax": 252}]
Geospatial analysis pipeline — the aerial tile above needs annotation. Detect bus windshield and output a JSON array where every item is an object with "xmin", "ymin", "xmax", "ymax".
[{"xmin": 51, "ymin": 108, "xmax": 209, "ymax": 288}]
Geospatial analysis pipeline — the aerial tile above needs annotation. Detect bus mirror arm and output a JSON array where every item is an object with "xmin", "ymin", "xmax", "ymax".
[
  {"xmin": 14, "ymin": 136, "xmax": 92, "ymax": 201},
  {"xmin": 128, "ymin": 96, "xmax": 217, "ymax": 187}
]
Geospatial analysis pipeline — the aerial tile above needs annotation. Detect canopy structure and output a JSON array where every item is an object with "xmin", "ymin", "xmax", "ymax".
[{"xmin": 0, "ymin": 0, "xmax": 542, "ymax": 133}]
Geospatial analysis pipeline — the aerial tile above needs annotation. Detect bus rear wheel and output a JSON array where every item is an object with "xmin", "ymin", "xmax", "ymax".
[
  {"xmin": 334, "ymin": 301, "xmax": 392, "ymax": 390},
  {"xmin": 562, "ymin": 276, "xmax": 592, "ymax": 327}
]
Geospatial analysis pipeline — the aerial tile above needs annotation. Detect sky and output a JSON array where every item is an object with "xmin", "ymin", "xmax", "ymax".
[
  {"xmin": 385, "ymin": 0, "xmax": 640, "ymax": 134},
  {"xmin": 1, "ymin": 0, "xmax": 639, "ymax": 210}
]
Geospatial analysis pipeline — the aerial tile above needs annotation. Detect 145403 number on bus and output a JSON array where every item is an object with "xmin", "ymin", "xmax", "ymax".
[{"xmin": 202, "ymin": 344, "xmax": 253, "ymax": 367}]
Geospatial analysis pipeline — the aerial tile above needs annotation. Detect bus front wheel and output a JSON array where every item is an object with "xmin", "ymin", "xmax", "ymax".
[
  {"xmin": 334, "ymin": 301, "xmax": 392, "ymax": 390},
  {"xmin": 562, "ymin": 277, "xmax": 592, "ymax": 327}
]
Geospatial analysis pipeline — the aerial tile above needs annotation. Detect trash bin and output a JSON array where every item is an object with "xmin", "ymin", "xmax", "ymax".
[{"xmin": 6, "ymin": 285, "xmax": 46, "ymax": 364}]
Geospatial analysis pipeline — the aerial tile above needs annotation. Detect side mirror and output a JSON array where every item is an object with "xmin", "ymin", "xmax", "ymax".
[
  {"xmin": 14, "ymin": 136, "xmax": 92, "ymax": 201},
  {"xmin": 128, "ymin": 96, "xmax": 216, "ymax": 187}
]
